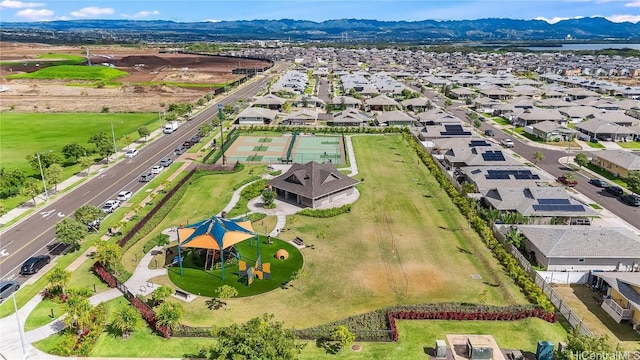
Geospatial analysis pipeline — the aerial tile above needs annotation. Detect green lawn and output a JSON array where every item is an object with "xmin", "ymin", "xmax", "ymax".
[
  {"xmin": 7, "ymin": 65, "xmax": 128, "ymax": 81},
  {"xmin": 585, "ymin": 164, "xmax": 628, "ymax": 188},
  {"xmin": 617, "ymin": 141, "xmax": 640, "ymax": 149},
  {"xmin": 24, "ymin": 299, "xmax": 63, "ymax": 331},
  {"xmin": 585, "ymin": 141, "xmax": 606, "ymax": 149},
  {"xmin": 0, "ymin": 112, "xmax": 157, "ymax": 173},
  {"xmin": 491, "ymin": 117, "xmax": 510, "ymax": 126}
]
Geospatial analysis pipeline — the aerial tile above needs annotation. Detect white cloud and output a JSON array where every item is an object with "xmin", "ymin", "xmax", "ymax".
[
  {"xmin": 121, "ymin": 10, "xmax": 159, "ymax": 19},
  {"xmin": 70, "ymin": 7, "xmax": 114, "ymax": 18},
  {"xmin": 203, "ymin": 19, "xmax": 221, "ymax": 22},
  {"xmin": 534, "ymin": 16, "xmax": 584, "ymax": 24},
  {"xmin": 606, "ymin": 14, "xmax": 640, "ymax": 22},
  {"xmin": 625, "ymin": 0, "xmax": 640, "ymax": 6},
  {"xmin": 15, "ymin": 8, "xmax": 53, "ymax": 20},
  {"xmin": 0, "ymin": 0, "xmax": 44, "ymax": 9}
]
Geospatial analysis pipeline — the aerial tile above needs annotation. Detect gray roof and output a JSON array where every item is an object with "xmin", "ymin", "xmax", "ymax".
[
  {"xmin": 483, "ymin": 187, "xmax": 598, "ymax": 217},
  {"xmin": 592, "ymin": 150, "xmax": 640, "ymax": 171},
  {"xmin": 593, "ymin": 272, "xmax": 640, "ymax": 309},
  {"xmin": 253, "ymin": 94, "xmax": 286, "ymax": 105},
  {"xmin": 376, "ymin": 110, "xmax": 415, "ymax": 123},
  {"xmin": 365, "ymin": 95, "xmax": 400, "ymax": 106},
  {"xmin": 237, "ymin": 107, "xmax": 280, "ymax": 120},
  {"xmin": 514, "ymin": 225, "xmax": 640, "ymax": 259},
  {"xmin": 268, "ymin": 161, "xmax": 359, "ymax": 200},
  {"xmin": 576, "ymin": 118, "xmax": 640, "ymax": 136},
  {"xmin": 461, "ymin": 165, "xmax": 553, "ymax": 192}
]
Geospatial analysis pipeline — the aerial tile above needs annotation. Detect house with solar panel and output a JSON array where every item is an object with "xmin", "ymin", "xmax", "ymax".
[
  {"xmin": 418, "ymin": 123, "xmax": 474, "ymax": 140},
  {"xmin": 501, "ymin": 225, "xmax": 640, "ymax": 272},
  {"xmin": 431, "ymin": 138, "xmax": 521, "ymax": 170}
]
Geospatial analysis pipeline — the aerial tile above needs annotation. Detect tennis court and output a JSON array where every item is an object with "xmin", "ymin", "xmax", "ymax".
[{"xmin": 223, "ymin": 134, "xmax": 345, "ymax": 165}]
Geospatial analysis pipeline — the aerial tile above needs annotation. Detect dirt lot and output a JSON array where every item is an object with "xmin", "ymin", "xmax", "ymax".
[{"xmin": 0, "ymin": 42, "xmax": 268, "ymax": 112}]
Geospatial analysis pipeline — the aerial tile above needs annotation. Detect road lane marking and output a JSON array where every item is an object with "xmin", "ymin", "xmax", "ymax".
[
  {"xmin": 0, "ymin": 249, "xmax": 8, "ymax": 257},
  {"xmin": 40, "ymin": 209, "xmax": 56, "ymax": 218}
]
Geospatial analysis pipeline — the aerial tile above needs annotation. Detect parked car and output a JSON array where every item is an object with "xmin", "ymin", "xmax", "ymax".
[
  {"xmin": 139, "ymin": 172, "xmax": 154, "ymax": 182},
  {"xmin": 124, "ymin": 149, "xmax": 139, "ymax": 158},
  {"xmin": 0, "ymin": 281, "xmax": 20, "ymax": 302},
  {"xmin": 159, "ymin": 157, "xmax": 173, "ymax": 167},
  {"xmin": 484, "ymin": 129, "xmax": 494, "ymax": 137},
  {"xmin": 621, "ymin": 194, "xmax": 640, "ymax": 207},
  {"xmin": 605, "ymin": 185, "xmax": 624, "ymax": 197},
  {"xmin": 116, "ymin": 190, "xmax": 133, "ymax": 201},
  {"xmin": 87, "ymin": 218, "xmax": 101, "ymax": 232},
  {"xmin": 190, "ymin": 135, "xmax": 201, "ymax": 143},
  {"xmin": 501, "ymin": 138, "xmax": 515, "ymax": 148},
  {"xmin": 174, "ymin": 147, "xmax": 187, "ymax": 155},
  {"xmin": 182, "ymin": 140, "xmax": 194, "ymax": 148},
  {"xmin": 101, "ymin": 199, "xmax": 121, "ymax": 213},
  {"xmin": 558, "ymin": 176, "xmax": 577, "ymax": 187},
  {"xmin": 20, "ymin": 255, "xmax": 51, "ymax": 275},
  {"xmin": 151, "ymin": 165, "xmax": 164, "ymax": 174},
  {"xmin": 588, "ymin": 178, "xmax": 608, "ymax": 188}
]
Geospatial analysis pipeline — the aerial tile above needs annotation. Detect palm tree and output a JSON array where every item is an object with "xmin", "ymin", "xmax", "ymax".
[
  {"xmin": 47, "ymin": 268, "xmax": 71, "ymax": 295},
  {"xmin": 505, "ymin": 228, "xmax": 525, "ymax": 249},
  {"xmin": 533, "ymin": 151, "xmax": 545, "ymax": 164},
  {"xmin": 156, "ymin": 302, "xmax": 183, "ymax": 332},
  {"xmin": 111, "ymin": 305, "xmax": 142, "ymax": 338},
  {"xmin": 94, "ymin": 241, "xmax": 122, "ymax": 273},
  {"xmin": 64, "ymin": 295, "xmax": 93, "ymax": 333}
]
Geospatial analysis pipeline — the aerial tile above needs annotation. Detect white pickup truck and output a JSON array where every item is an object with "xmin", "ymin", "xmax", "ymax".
[{"xmin": 163, "ymin": 121, "xmax": 180, "ymax": 134}]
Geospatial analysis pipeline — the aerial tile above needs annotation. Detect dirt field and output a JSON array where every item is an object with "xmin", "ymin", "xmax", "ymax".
[{"xmin": 0, "ymin": 42, "xmax": 269, "ymax": 112}]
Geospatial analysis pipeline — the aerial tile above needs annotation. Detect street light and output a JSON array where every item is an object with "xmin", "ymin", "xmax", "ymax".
[
  {"xmin": 110, "ymin": 122, "xmax": 118, "ymax": 163},
  {"xmin": 37, "ymin": 152, "xmax": 49, "ymax": 201},
  {"xmin": 218, "ymin": 103, "xmax": 226, "ymax": 165}
]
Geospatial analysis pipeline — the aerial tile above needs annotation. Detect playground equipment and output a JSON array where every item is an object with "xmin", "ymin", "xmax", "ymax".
[
  {"xmin": 275, "ymin": 249, "xmax": 289, "ymax": 260},
  {"xmin": 240, "ymin": 256, "xmax": 271, "ymax": 285},
  {"xmin": 177, "ymin": 216, "xmax": 258, "ymax": 280}
]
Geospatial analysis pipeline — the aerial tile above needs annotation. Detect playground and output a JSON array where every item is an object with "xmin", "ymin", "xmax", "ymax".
[
  {"xmin": 223, "ymin": 134, "xmax": 345, "ymax": 165},
  {"xmin": 166, "ymin": 216, "xmax": 303, "ymax": 297}
]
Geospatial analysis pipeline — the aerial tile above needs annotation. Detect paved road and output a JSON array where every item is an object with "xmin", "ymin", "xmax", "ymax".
[
  {"xmin": 0, "ymin": 74, "xmax": 275, "ymax": 281},
  {"xmin": 417, "ymin": 85, "xmax": 640, "ymax": 230}
]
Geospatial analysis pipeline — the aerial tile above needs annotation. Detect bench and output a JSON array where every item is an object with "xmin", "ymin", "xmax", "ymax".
[
  {"xmin": 175, "ymin": 289, "xmax": 190, "ymax": 299},
  {"xmin": 293, "ymin": 237, "xmax": 305, "ymax": 246}
]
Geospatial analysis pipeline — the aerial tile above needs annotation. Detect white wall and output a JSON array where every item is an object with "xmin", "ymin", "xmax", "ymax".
[{"xmin": 537, "ymin": 271, "xmax": 589, "ymax": 284}]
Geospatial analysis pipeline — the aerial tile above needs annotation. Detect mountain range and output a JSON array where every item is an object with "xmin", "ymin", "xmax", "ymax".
[{"xmin": 2, "ymin": 17, "xmax": 639, "ymax": 43}]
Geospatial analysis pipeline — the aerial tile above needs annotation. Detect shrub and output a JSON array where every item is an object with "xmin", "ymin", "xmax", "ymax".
[
  {"xmin": 143, "ymin": 233, "xmax": 170, "ymax": 254},
  {"xmin": 233, "ymin": 175, "xmax": 262, "ymax": 190},
  {"xmin": 240, "ymin": 179, "xmax": 267, "ymax": 200},
  {"xmin": 93, "ymin": 262, "xmax": 117, "ymax": 288},
  {"xmin": 298, "ymin": 204, "xmax": 351, "ymax": 218}
]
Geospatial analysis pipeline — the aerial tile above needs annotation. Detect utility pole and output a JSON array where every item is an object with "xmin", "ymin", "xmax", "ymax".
[
  {"xmin": 218, "ymin": 103, "xmax": 226, "ymax": 165},
  {"xmin": 37, "ymin": 152, "xmax": 49, "ymax": 201},
  {"xmin": 13, "ymin": 294, "xmax": 28, "ymax": 360},
  {"xmin": 110, "ymin": 122, "xmax": 118, "ymax": 162}
]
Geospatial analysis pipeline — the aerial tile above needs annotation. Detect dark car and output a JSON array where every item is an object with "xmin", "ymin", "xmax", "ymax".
[
  {"xmin": 605, "ymin": 185, "xmax": 624, "ymax": 197},
  {"xmin": 588, "ymin": 178, "xmax": 608, "ymax": 188},
  {"xmin": 174, "ymin": 147, "xmax": 186, "ymax": 155},
  {"xmin": 484, "ymin": 129, "xmax": 494, "ymax": 137},
  {"xmin": 20, "ymin": 255, "xmax": 51, "ymax": 275},
  {"xmin": 182, "ymin": 140, "xmax": 194, "ymax": 148},
  {"xmin": 190, "ymin": 135, "xmax": 201, "ymax": 143},
  {"xmin": 0, "ymin": 281, "xmax": 19, "ymax": 302},
  {"xmin": 621, "ymin": 194, "xmax": 640, "ymax": 207}
]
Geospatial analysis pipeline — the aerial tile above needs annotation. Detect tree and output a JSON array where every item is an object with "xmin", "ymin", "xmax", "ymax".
[
  {"xmin": 137, "ymin": 126, "xmax": 151, "ymax": 141},
  {"xmin": 574, "ymin": 153, "xmax": 589, "ymax": 169},
  {"xmin": 20, "ymin": 178, "xmax": 42, "ymax": 205},
  {"xmin": 88, "ymin": 132, "xmax": 114, "ymax": 159},
  {"xmin": 47, "ymin": 268, "xmax": 71, "ymax": 295},
  {"xmin": 331, "ymin": 325, "xmax": 355, "ymax": 352},
  {"xmin": 55, "ymin": 217, "xmax": 87, "ymax": 250},
  {"xmin": 444, "ymin": 98, "xmax": 452, "ymax": 108},
  {"xmin": 532, "ymin": 151, "xmax": 545, "ymax": 164},
  {"xmin": 74, "ymin": 204, "xmax": 104, "ymax": 226},
  {"xmin": 461, "ymin": 182, "xmax": 476, "ymax": 195},
  {"xmin": 0, "ymin": 204, "xmax": 6, "ymax": 217},
  {"xmin": 155, "ymin": 301, "xmax": 183, "ymax": 332},
  {"xmin": 198, "ymin": 123, "xmax": 212, "ymax": 137},
  {"xmin": 505, "ymin": 228, "xmax": 524, "ymax": 249},
  {"xmin": 94, "ymin": 241, "xmax": 122, "ymax": 273},
  {"xmin": 119, "ymin": 134, "xmax": 134, "ymax": 150},
  {"xmin": 44, "ymin": 164, "xmax": 63, "ymax": 192},
  {"xmin": 111, "ymin": 305, "xmax": 142, "ymax": 338},
  {"xmin": 216, "ymin": 285, "xmax": 238, "ymax": 299},
  {"xmin": 262, "ymin": 189, "xmax": 276, "ymax": 208},
  {"xmin": 0, "ymin": 167, "xmax": 26, "ymax": 198},
  {"xmin": 78, "ymin": 156, "xmax": 94, "ymax": 176},
  {"xmin": 210, "ymin": 313, "xmax": 305, "ymax": 360},
  {"xmin": 64, "ymin": 295, "xmax": 93, "ymax": 333},
  {"xmin": 627, "ymin": 170, "xmax": 640, "ymax": 195},
  {"xmin": 25, "ymin": 151, "xmax": 64, "ymax": 173},
  {"xmin": 62, "ymin": 143, "xmax": 87, "ymax": 163},
  {"xmin": 556, "ymin": 330, "xmax": 612, "ymax": 360},
  {"xmin": 151, "ymin": 285, "xmax": 174, "ymax": 306},
  {"xmin": 562, "ymin": 171, "xmax": 577, "ymax": 182}
]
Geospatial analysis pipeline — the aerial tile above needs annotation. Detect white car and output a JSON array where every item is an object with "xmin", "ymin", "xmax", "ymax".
[
  {"xmin": 151, "ymin": 165, "xmax": 164, "ymax": 174},
  {"xmin": 102, "ymin": 199, "xmax": 121, "ymax": 213},
  {"xmin": 124, "ymin": 149, "xmax": 139, "ymax": 158},
  {"xmin": 501, "ymin": 139, "xmax": 515, "ymax": 148},
  {"xmin": 116, "ymin": 191, "xmax": 132, "ymax": 201}
]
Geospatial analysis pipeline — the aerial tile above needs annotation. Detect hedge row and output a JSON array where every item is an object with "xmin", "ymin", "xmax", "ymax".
[
  {"xmin": 403, "ymin": 133, "xmax": 554, "ymax": 312},
  {"xmin": 297, "ymin": 204, "xmax": 352, "ymax": 218},
  {"xmin": 237, "ymin": 125, "xmax": 410, "ymax": 135}
]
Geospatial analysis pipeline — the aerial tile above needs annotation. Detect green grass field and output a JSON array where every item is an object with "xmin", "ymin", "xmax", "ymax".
[
  {"xmin": 7, "ymin": 65, "xmax": 128, "ymax": 81},
  {"xmin": 0, "ymin": 53, "xmax": 85, "ymax": 66},
  {"xmin": 0, "ymin": 112, "xmax": 158, "ymax": 173}
]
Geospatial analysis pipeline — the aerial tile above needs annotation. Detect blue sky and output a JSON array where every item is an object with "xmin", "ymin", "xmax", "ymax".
[{"xmin": 1, "ymin": 0, "xmax": 639, "ymax": 23}]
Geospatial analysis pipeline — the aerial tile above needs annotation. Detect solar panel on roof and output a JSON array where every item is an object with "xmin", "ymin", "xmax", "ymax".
[
  {"xmin": 532, "ymin": 204, "xmax": 585, "ymax": 212},
  {"xmin": 471, "ymin": 169, "xmax": 482, "ymax": 174},
  {"xmin": 538, "ymin": 199, "xmax": 571, "ymax": 205},
  {"xmin": 469, "ymin": 140, "xmax": 490, "ymax": 147}
]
